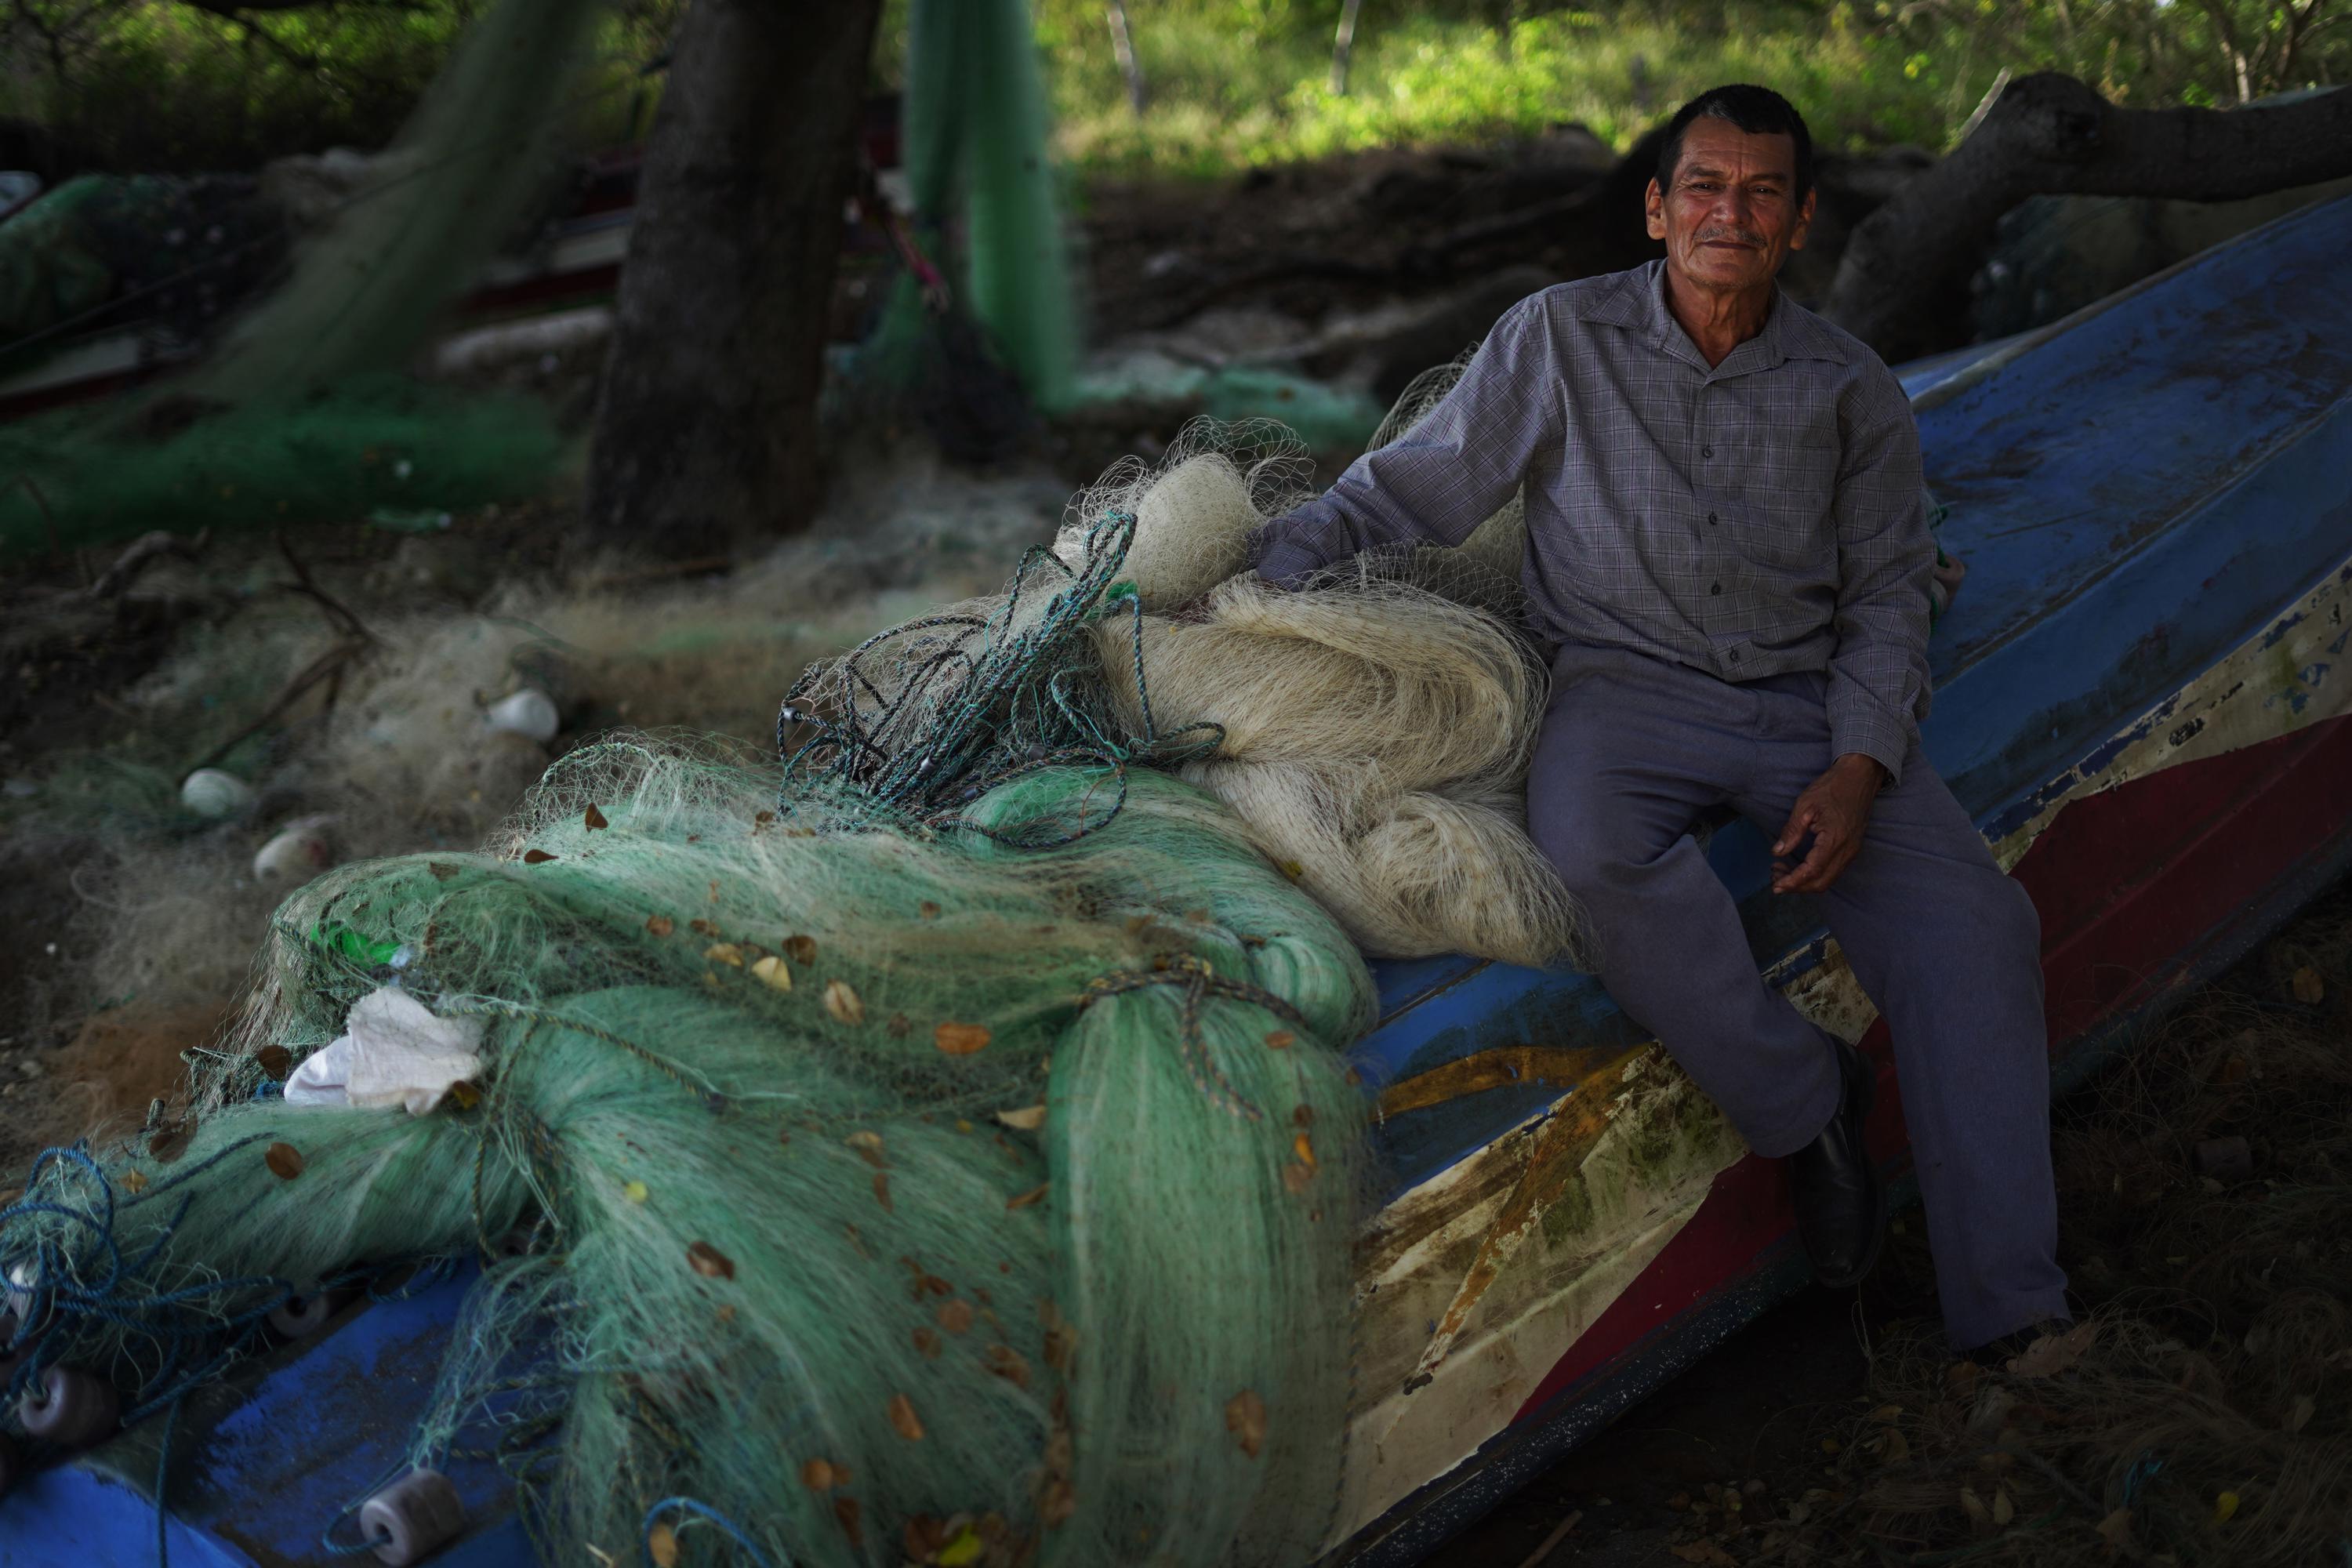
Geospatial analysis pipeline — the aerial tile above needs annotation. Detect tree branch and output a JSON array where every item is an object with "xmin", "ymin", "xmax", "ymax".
[{"xmin": 1820, "ymin": 73, "xmax": 2352, "ymax": 359}]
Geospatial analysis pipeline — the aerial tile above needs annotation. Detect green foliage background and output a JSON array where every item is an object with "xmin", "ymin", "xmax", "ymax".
[
  {"xmin": 0, "ymin": 0, "xmax": 678, "ymax": 172},
  {"xmin": 2, "ymin": 0, "xmax": 2344, "ymax": 178}
]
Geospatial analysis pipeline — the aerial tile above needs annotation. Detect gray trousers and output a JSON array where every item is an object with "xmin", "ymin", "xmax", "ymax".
[{"xmin": 1526, "ymin": 644, "xmax": 2069, "ymax": 1350}]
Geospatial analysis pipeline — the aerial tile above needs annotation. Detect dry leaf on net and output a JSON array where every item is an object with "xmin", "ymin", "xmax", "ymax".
[
  {"xmin": 938, "ymin": 1299, "xmax": 976, "ymax": 1335},
  {"xmin": 935, "ymin": 1022, "xmax": 992, "ymax": 1056},
  {"xmin": 2292, "ymin": 965, "xmax": 2325, "ymax": 1004},
  {"xmin": 255, "ymin": 1044, "xmax": 292, "ymax": 1080},
  {"xmin": 704, "ymin": 942, "xmax": 745, "ymax": 967},
  {"xmin": 751, "ymin": 954, "xmax": 791, "ymax": 992},
  {"xmin": 844, "ymin": 1131, "xmax": 887, "ymax": 1167},
  {"xmin": 583, "ymin": 803, "xmax": 609, "ymax": 830},
  {"xmin": 648, "ymin": 1523, "xmax": 679, "ymax": 1568},
  {"xmin": 785, "ymin": 934, "xmax": 818, "ymax": 965},
  {"xmin": 2287, "ymin": 1394, "xmax": 2317, "ymax": 1432},
  {"xmin": 2096, "ymin": 1508, "xmax": 2134, "ymax": 1547},
  {"xmin": 1991, "ymin": 1487, "xmax": 2013, "ymax": 1525},
  {"xmin": 265, "ymin": 1142, "xmax": 306, "ymax": 1180},
  {"xmin": 522, "ymin": 849, "xmax": 557, "ymax": 865},
  {"xmin": 645, "ymin": 915, "xmax": 674, "ymax": 938},
  {"xmin": 687, "ymin": 1240, "xmax": 735, "ymax": 1280},
  {"xmin": 1006, "ymin": 1183, "xmax": 1049, "ymax": 1210},
  {"xmin": 887, "ymin": 1392, "xmax": 925, "ymax": 1441},
  {"xmin": 1264, "ymin": 1030, "xmax": 1294, "ymax": 1051},
  {"xmin": 120, "ymin": 1169, "xmax": 150, "ymax": 1196},
  {"xmin": 800, "ymin": 1458, "xmax": 837, "ymax": 1491},
  {"xmin": 825, "ymin": 979, "xmax": 866, "ymax": 1025},
  {"xmin": 995, "ymin": 1104, "xmax": 1047, "ymax": 1131},
  {"xmin": 1225, "ymin": 1388, "xmax": 1268, "ymax": 1458}
]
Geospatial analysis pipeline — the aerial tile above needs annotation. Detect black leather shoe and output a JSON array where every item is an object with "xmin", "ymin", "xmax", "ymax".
[{"xmin": 1789, "ymin": 1036, "xmax": 1886, "ymax": 1289}]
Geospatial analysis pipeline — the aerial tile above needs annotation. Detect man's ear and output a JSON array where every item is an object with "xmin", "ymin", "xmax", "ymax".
[
  {"xmin": 1788, "ymin": 187, "xmax": 1816, "ymax": 252},
  {"xmin": 1643, "ymin": 177, "xmax": 1667, "ymax": 241}
]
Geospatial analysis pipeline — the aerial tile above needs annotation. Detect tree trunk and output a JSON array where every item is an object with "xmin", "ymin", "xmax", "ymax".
[
  {"xmin": 1105, "ymin": 1, "xmax": 1145, "ymax": 118},
  {"xmin": 1822, "ymin": 74, "xmax": 2352, "ymax": 362},
  {"xmin": 1330, "ymin": 0, "xmax": 1364, "ymax": 96},
  {"xmin": 583, "ymin": 0, "xmax": 884, "ymax": 557}
]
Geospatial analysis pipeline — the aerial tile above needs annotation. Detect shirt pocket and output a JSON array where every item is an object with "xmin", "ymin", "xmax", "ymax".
[{"xmin": 1729, "ymin": 433, "xmax": 1841, "ymax": 571}]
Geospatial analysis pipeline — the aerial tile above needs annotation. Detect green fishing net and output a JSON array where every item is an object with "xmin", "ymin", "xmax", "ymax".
[{"xmin": 0, "ymin": 513, "xmax": 1377, "ymax": 1568}]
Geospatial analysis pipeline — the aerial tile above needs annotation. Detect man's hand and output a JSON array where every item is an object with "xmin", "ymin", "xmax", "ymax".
[{"xmin": 1771, "ymin": 754, "xmax": 1886, "ymax": 895}]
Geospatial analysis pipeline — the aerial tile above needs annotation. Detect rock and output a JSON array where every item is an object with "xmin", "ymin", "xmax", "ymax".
[
  {"xmin": 179, "ymin": 768, "xmax": 255, "ymax": 819},
  {"xmin": 483, "ymin": 688, "xmax": 561, "ymax": 745},
  {"xmin": 253, "ymin": 814, "xmax": 336, "ymax": 883}
]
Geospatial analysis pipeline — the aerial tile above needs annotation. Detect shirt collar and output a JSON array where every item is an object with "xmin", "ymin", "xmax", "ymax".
[{"xmin": 1581, "ymin": 258, "xmax": 1850, "ymax": 372}]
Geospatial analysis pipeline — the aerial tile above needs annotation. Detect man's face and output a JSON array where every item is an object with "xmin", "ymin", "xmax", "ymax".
[{"xmin": 1644, "ymin": 118, "xmax": 1814, "ymax": 294}]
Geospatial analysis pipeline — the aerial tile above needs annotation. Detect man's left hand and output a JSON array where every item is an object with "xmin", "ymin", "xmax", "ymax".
[{"xmin": 1771, "ymin": 754, "xmax": 1886, "ymax": 895}]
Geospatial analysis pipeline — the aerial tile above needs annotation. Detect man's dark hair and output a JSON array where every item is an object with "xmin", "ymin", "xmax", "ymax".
[{"xmin": 1655, "ymin": 84, "xmax": 1813, "ymax": 204}]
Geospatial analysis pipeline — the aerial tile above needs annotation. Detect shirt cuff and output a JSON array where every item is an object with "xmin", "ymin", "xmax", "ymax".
[
  {"xmin": 1829, "ymin": 709, "xmax": 1914, "ymax": 788},
  {"xmin": 1250, "ymin": 528, "xmax": 1325, "ymax": 591}
]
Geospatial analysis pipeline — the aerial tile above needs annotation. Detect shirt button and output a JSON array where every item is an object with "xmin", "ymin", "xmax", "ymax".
[
  {"xmin": 1701, "ymin": 445, "xmax": 1714, "ymax": 459},
  {"xmin": 1706, "ymin": 511, "xmax": 1719, "ymax": 524},
  {"xmin": 1710, "ymin": 582, "xmax": 1722, "ymax": 595},
  {"xmin": 1729, "ymin": 649, "xmax": 1743, "ymax": 664}
]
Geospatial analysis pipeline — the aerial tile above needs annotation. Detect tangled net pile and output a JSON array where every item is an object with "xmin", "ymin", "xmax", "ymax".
[{"xmin": 0, "ymin": 422, "xmax": 1574, "ymax": 1567}]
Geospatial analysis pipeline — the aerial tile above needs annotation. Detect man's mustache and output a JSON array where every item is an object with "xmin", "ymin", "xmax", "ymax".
[{"xmin": 1696, "ymin": 227, "xmax": 1766, "ymax": 247}]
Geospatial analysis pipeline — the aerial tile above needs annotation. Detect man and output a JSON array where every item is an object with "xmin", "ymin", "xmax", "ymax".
[{"xmin": 1248, "ymin": 85, "xmax": 2070, "ymax": 1359}]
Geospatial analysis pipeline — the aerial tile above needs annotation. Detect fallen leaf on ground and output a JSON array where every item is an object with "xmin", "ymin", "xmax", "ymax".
[{"xmin": 2009, "ymin": 1320, "xmax": 2098, "ymax": 1377}]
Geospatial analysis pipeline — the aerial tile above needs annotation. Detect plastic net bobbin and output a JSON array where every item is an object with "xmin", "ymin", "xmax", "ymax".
[
  {"xmin": 17, "ymin": 1367, "xmax": 118, "ymax": 1447},
  {"xmin": 359, "ymin": 1468, "xmax": 465, "ymax": 1566}
]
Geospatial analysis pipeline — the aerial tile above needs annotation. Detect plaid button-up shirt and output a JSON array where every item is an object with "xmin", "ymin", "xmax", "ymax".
[{"xmin": 1250, "ymin": 259, "xmax": 1935, "ymax": 782}]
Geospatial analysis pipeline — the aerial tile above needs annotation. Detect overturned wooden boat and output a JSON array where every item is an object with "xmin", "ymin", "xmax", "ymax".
[{"xmin": 4, "ymin": 191, "xmax": 2349, "ymax": 1566}]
